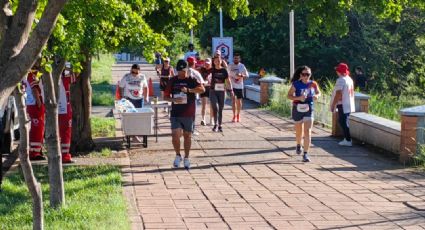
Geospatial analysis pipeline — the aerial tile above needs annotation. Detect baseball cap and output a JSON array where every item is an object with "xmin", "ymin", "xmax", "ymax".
[
  {"xmin": 205, "ymin": 58, "xmax": 212, "ymax": 64},
  {"xmin": 187, "ymin": 56, "xmax": 196, "ymax": 64},
  {"xmin": 335, "ymin": 63, "xmax": 350, "ymax": 75},
  {"xmin": 214, "ymin": 50, "xmax": 221, "ymax": 56},
  {"xmin": 176, "ymin": 60, "xmax": 188, "ymax": 71}
]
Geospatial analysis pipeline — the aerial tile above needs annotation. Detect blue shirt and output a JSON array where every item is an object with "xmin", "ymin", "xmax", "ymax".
[{"xmin": 292, "ymin": 80, "xmax": 318, "ymax": 105}]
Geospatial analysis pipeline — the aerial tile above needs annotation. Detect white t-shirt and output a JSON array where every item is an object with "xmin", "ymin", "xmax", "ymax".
[
  {"xmin": 189, "ymin": 68, "xmax": 204, "ymax": 84},
  {"xmin": 228, "ymin": 63, "xmax": 249, "ymax": 89},
  {"xmin": 331, "ymin": 75, "xmax": 355, "ymax": 113},
  {"xmin": 184, "ymin": 51, "xmax": 197, "ymax": 61},
  {"xmin": 119, "ymin": 73, "xmax": 148, "ymax": 100}
]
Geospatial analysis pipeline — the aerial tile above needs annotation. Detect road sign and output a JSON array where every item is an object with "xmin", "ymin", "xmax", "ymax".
[{"xmin": 212, "ymin": 37, "xmax": 233, "ymax": 64}]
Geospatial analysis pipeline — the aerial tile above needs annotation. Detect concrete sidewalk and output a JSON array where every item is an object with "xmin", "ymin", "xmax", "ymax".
[{"xmin": 124, "ymin": 98, "xmax": 425, "ymax": 230}]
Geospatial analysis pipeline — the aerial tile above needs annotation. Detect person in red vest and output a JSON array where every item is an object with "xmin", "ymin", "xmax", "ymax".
[
  {"xmin": 58, "ymin": 63, "xmax": 75, "ymax": 163},
  {"xmin": 24, "ymin": 63, "xmax": 46, "ymax": 160}
]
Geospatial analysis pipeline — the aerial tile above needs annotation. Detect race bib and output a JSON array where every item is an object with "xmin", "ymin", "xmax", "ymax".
[
  {"xmin": 215, "ymin": 83, "xmax": 225, "ymax": 91},
  {"xmin": 173, "ymin": 93, "xmax": 187, "ymax": 104},
  {"xmin": 297, "ymin": 104, "xmax": 310, "ymax": 113}
]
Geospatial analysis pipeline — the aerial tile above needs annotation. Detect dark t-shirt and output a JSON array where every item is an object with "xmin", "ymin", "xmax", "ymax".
[
  {"xmin": 200, "ymin": 67, "xmax": 212, "ymax": 83},
  {"xmin": 355, "ymin": 74, "xmax": 367, "ymax": 90},
  {"xmin": 164, "ymin": 76, "xmax": 200, "ymax": 117},
  {"xmin": 211, "ymin": 68, "xmax": 229, "ymax": 90}
]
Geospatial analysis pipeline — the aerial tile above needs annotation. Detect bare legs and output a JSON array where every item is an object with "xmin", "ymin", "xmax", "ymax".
[
  {"xmin": 171, "ymin": 129, "xmax": 191, "ymax": 158},
  {"xmin": 294, "ymin": 119, "xmax": 313, "ymax": 152}
]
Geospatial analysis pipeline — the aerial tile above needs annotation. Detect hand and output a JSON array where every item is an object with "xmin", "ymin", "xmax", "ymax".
[
  {"xmin": 298, "ymin": 95, "xmax": 307, "ymax": 101},
  {"xmin": 313, "ymin": 95, "xmax": 319, "ymax": 101},
  {"xmin": 180, "ymin": 87, "xmax": 188, "ymax": 93},
  {"xmin": 36, "ymin": 99, "xmax": 42, "ymax": 108},
  {"xmin": 229, "ymin": 90, "xmax": 234, "ymax": 97}
]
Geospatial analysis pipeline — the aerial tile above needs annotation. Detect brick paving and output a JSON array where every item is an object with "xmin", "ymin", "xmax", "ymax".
[{"xmin": 114, "ymin": 64, "xmax": 425, "ymax": 230}]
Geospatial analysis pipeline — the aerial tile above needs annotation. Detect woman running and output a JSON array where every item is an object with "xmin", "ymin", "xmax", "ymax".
[
  {"xmin": 210, "ymin": 56, "xmax": 233, "ymax": 132},
  {"xmin": 287, "ymin": 66, "xmax": 321, "ymax": 162}
]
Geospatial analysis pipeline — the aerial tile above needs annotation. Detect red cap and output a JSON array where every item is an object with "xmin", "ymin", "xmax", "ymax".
[
  {"xmin": 335, "ymin": 63, "xmax": 350, "ymax": 75},
  {"xmin": 187, "ymin": 56, "xmax": 197, "ymax": 64}
]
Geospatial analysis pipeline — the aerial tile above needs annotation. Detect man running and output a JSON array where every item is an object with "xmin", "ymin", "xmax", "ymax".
[
  {"xmin": 164, "ymin": 60, "xmax": 205, "ymax": 169},
  {"xmin": 228, "ymin": 53, "xmax": 249, "ymax": 122}
]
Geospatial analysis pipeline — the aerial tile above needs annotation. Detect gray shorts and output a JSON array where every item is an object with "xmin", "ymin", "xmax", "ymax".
[{"xmin": 170, "ymin": 117, "xmax": 194, "ymax": 132}]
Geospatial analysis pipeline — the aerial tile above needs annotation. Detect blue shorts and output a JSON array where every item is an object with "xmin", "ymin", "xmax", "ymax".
[
  {"xmin": 170, "ymin": 117, "xmax": 194, "ymax": 132},
  {"xmin": 292, "ymin": 104, "xmax": 314, "ymax": 123}
]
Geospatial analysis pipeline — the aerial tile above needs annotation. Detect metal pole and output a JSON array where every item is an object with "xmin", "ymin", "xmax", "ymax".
[
  {"xmin": 289, "ymin": 10, "xmax": 295, "ymax": 79},
  {"xmin": 219, "ymin": 8, "xmax": 223, "ymax": 37},
  {"xmin": 190, "ymin": 29, "xmax": 194, "ymax": 44}
]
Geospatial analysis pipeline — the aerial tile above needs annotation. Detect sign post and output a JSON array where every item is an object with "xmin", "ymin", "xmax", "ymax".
[{"xmin": 212, "ymin": 37, "xmax": 233, "ymax": 64}]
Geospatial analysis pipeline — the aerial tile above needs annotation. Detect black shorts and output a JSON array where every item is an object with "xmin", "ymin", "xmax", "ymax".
[
  {"xmin": 200, "ymin": 86, "xmax": 210, "ymax": 98},
  {"xmin": 233, "ymin": 88, "xmax": 244, "ymax": 99},
  {"xmin": 160, "ymin": 78, "xmax": 169, "ymax": 91},
  {"xmin": 292, "ymin": 104, "xmax": 313, "ymax": 123}
]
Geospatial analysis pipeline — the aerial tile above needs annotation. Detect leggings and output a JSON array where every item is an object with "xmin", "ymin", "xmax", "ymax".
[
  {"xmin": 210, "ymin": 90, "xmax": 225, "ymax": 126},
  {"xmin": 337, "ymin": 105, "xmax": 351, "ymax": 141}
]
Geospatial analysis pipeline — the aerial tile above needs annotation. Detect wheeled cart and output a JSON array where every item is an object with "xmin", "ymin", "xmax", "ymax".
[{"xmin": 118, "ymin": 108, "xmax": 154, "ymax": 148}]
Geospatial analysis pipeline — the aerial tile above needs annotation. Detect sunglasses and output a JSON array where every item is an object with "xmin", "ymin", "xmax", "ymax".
[
  {"xmin": 301, "ymin": 73, "xmax": 311, "ymax": 77},
  {"xmin": 131, "ymin": 71, "xmax": 138, "ymax": 74}
]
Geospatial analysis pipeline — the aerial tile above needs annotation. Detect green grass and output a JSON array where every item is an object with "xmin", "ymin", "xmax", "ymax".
[
  {"xmin": 88, "ymin": 148, "xmax": 113, "ymax": 157},
  {"xmin": 369, "ymin": 94, "xmax": 425, "ymax": 122},
  {"xmin": 91, "ymin": 117, "xmax": 115, "ymax": 138},
  {"xmin": 92, "ymin": 54, "xmax": 116, "ymax": 106},
  {"xmin": 0, "ymin": 165, "xmax": 130, "ymax": 230}
]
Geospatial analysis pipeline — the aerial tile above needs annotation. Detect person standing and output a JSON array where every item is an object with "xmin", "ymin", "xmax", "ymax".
[
  {"xmin": 154, "ymin": 52, "xmax": 162, "ymax": 75},
  {"xmin": 354, "ymin": 66, "xmax": 367, "ymax": 92},
  {"xmin": 159, "ymin": 57, "xmax": 175, "ymax": 100},
  {"xmin": 24, "ymin": 65, "xmax": 46, "ymax": 160},
  {"xmin": 119, "ymin": 64, "xmax": 149, "ymax": 108},
  {"xmin": 287, "ymin": 66, "xmax": 321, "ymax": 162},
  {"xmin": 184, "ymin": 43, "xmax": 198, "ymax": 61},
  {"xmin": 210, "ymin": 56, "xmax": 233, "ymax": 132},
  {"xmin": 58, "ymin": 63, "xmax": 75, "ymax": 163},
  {"xmin": 331, "ymin": 63, "xmax": 355, "ymax": 147},
  {"xmin": 199, "ymin": 58, "xmax": 213, "ymax": 125},
  {"xmin": 164, "ymin": 60, "xmax": 205, "ymax": 169},
  {"xmin": 228, "ymin": 53, "xmax": 249, "ymax": 122}
]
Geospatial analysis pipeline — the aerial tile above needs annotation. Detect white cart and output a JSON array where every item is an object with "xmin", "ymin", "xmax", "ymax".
[{"xmin": 119, "ymin": 108, "xmax": 154, "ymax": 148}]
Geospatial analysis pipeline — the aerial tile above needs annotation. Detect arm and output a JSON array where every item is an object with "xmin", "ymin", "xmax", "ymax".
[
  {"xmin": 331, "ymin": 90, "xmax": 342, "ymax": 112},
  {"xmin": 287, "ymin": 85, "xmax": 305, "ymax": 101},
  {"xmin": 240, "ymin": 65, "xmax": 249, "ymax": 80},
  {"xmin": 312, "ymin": 82, "xmax": 321, "ymax": 101}
]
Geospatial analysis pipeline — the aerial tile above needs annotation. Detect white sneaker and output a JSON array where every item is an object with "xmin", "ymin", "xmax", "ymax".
[
  {"xmin": 183, "ymin": 158, "xmax": 190, "ymax": 169},
  {"xmin": 173, "ymin": 155, "xmax": 182, "ymax": 168},
  {"xmin": 192, "ymin": 131, "xmax": 200, "ymax": 136},
  {"xmin": 338, "ymin": 139, "xmax": 352, "ymax": 147}
]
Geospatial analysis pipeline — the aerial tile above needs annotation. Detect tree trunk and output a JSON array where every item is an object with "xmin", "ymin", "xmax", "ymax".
[
  {"xmin": 14, "ymin": 88, "xmax": 44, "ymax": 230},
  {"xmin": 42, "ymin": 64, "xmax": 65, "ymax": 208},
  {"xmin": 70, "ymin": 53, "xmax": 94, "ymax": 152}
]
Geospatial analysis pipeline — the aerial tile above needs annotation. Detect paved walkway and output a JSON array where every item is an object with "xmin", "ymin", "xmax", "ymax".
[{"xmin": 116, "ymin": 63, "xmax": 425, "ymax": 230}]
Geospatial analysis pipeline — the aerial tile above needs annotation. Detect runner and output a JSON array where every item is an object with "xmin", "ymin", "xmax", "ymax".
[
  {"xmin": 228, "ymin": 53, "xmax": 249, "ymax": 122},
  {"xmin": 184, "ymin": 43, "xmax": 198, "ymax": 61},
  {"xmin": 159, "ymin": 57, "xmax": 175, "ymax": 100},
  {"xmin": 287, "ymin": 66, "xmax": 321, "ymax": 162},
  {"xmin": 210, "ymin": 56, "xmax": 233, "ymax": 132},
  {"xmin": 199, "ymin": 58, "xmax": 213, "ymax": 126},
  {"xmin": 164, "ymin": 60, "xmax": 205, "ymax": 169},
  {"xmin": 119, "ymin": 64, "xmax": 149, "ymax": 108},
  {"xmin": 331, "ymin": 63, "xmax": 355, "ymax": 147},
  {"xmin": 214, "ymin": 49, "xmax": 228, "ymax": 68},
  {"xmin": 186, "ymin": 56, "xmax": 204, "ymax": 136}
]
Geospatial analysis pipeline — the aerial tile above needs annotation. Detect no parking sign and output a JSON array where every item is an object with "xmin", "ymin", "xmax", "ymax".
[{"xmin": 212, "ymin": 37, "xmax": 233, "ymax": 64}]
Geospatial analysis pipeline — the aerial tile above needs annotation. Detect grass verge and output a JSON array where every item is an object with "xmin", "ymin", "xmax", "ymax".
[
  {"xmin": 92, "ymin": 54, "xmax": 116, "ymax": 106},
  {"xmin": 0, "ymin": 165, "xmax": 129, "ymax": 230},
  {"xmin": 91, "ymin": 117, "xmax": 115, "ymax": 138}
]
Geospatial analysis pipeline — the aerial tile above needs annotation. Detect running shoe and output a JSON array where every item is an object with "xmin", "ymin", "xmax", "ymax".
[
  {"xmin": 302, "ymin": 153, "xmax": 311, "ymax": 162},
  {"xmin": 232, "ymin": 116, "xmax": 236, "ymax": 122},
  {"xmin": 296, "ymin": 145, "xmax": 302, "ymax": 155},
  {"xmin": 218, "ymin": 126, "xmax": 223, "ymax": 132},
  {"xmin": 200, "ymin": 120, "xmax": 206, "ymax": 126},
  {"xmin": 212, "ymin": 125, "xmax": 218, "ymax": 132},
  {"xmin": 173, "ymin": 155, "xmax": 182, "ymax": 168},
  {"xmin": 338, "ymin": 139, "xmax": 353, "ymax": 147},
  {"xmin": 184, "ymin": 158, "xmax": 190, "ymax": 169}
]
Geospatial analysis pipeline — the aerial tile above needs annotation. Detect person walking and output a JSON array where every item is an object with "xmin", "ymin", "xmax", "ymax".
[
  {"xmin": 24, "ymin": 65, "xmax": 46, "ymax": 160},
  {"xmin": 210, "ymin": 56, "xmax": 233, "ymax": 132},
  {"xmin": 164, "ymin": 60, "xmax": 205, "ymax": 169},
  {"xmin": 58, "ymin": 63, "xmax": 75, "ymax": 163},
  {"xmin": 199, "ymin": 58, "xmax": 213, "ymax": 126},
  {"xmin": 119, "ymin": 64, "xmax": 149, "ymax": 108},
  {"xmin": 228, "ymin": 53, "xmax": 249, "ymax": 122},
  {"xmin": 331, "ymin": 63, "xmax": 355, "ymax": 147},
  {"xmin": 287, "ymin": 66, "xmax": 321, "ymax": 162},
  {"xmin": 159, "ymin": 57, "xmax": 175, "ymax": 100}
]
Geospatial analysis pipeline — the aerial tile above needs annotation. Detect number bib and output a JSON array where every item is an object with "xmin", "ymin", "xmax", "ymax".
[
  {"xmin": 215, "ymin": 83, "xmax": 225, "ymax": 91},
  {"xmin": 296, "ymin": 104, "xmax": 310, "ymax": 113}
]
